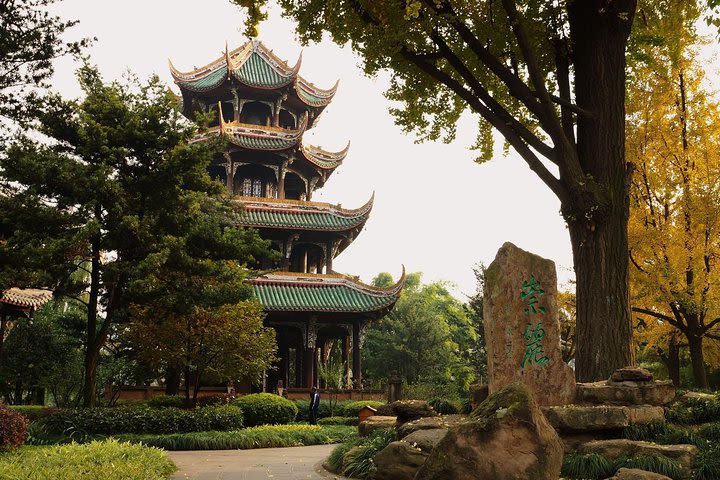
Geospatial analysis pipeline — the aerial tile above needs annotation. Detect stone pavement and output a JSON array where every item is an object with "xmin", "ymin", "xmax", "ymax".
[{"xmin": 168, "ymin": 444, "xmax": 350, "ymax": 480}]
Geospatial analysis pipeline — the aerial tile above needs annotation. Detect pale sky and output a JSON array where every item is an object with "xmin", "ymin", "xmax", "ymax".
[{"xmin": 49, "ymin": 0, "xmax": 576, "ymax": 299}]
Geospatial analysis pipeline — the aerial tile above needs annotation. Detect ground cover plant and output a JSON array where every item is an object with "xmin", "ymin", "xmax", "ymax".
[
  {"xmin": 0, "ymin": 439, "xmax": 176, "ymax": 480},
  {"xmin": 561, "ymin": 453, "xmax": 684, "ymax": 480},
  {"xmin": 326, "ymin": 428, "xmax": 397, "ymax": 479},
  {"xmin": 107, "ymin": 424, "xmax": 355, "ymax": 451},
  {"xmin": 318, "ymin": 416, "xmax": 358, "ymax": 426}
]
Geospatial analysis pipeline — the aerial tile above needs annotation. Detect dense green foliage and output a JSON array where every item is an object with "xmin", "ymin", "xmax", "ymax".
[
  {"xmin": 0, "ymin": 439, "xmax": 176, "ymax": 480},
  {"xmin": 666, "ymin": 396, "xmax": 720, "ymax": 425},
  {"xmin": 105, "ymin": 424, "xmax": 355, "ymax": 451},
  {"xmin": 317, "ymin": 416, "xmax": 358, "ymax": 426},
  {"xmin": 364, "ymin": 272, "xmax": 479, "ymax": 400},
  {"xmin": 562, "ymin": 453, "xmax": 684, "ymax": 480},
  {"xmin": 0, "ymin": 64, "xmax": 271, "ymax": 407},
  {"xmin": 146, "ymin": 395, "xmax": 189, "ymax": 409},
  {"xmin": 428, "ymin": 397, "xmax": 460, "ymax": 415},
  {"xmin": 37, "ymin": 406, "xmax": 243, "ymax": 435},
  {"xmin": 0, "ymin": 405, "xmax": 28, "ymax": 451},
  {"xmin": 232, "ymin": 393, "xmax": 297, "ymax": 427},
  {"xmin": 7, "ymin": 406, "xmax": 56, "ymax": 423},
  {"xmin": 327, "ymin": 429, "xmax": 397, "ymax": 479}
]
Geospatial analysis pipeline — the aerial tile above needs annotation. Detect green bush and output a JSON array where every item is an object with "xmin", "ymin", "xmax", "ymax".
[
  {"xmin": 561, "ymin": 453, "xmax": 616, "ymax": 480},
  {"xmin": 428, "ymin": 398, "xmax": 460, "ymax": 414},
  {"xmin": 0, "ymin": 439, "xmax": 176, "ymax": 479},
  {"xmin": 8, "ymin": 405, "xmax": 57, "ymax": 422},
  {"xmin": 111, "ymin": 424, "xmax": 356, "ymax": 450},
  {"xmin": 195, "ymin": 393, "xmax": 237, "ymax": 407},
  {"xmin": 318, "ymin": 416, "xmax": 359, "ymax": 426},
  {"xmin": 326, "ymin": 437, "xmax": 364, "ymax": 473},
  {"xmin": 232, "ymin": 393, "xmax": 297, "ymax": 427},
  {"xmin": 666, "ymin": 397, "xmax": 720, "ymax": 425},
  {"xmin": 0, "ymin": 404, "xmax": 28, "ymax": 451},
  {"xmin": 340, "ymin": 400, "xmax": 386, "ymax": 418},
  {"xmin": 147, "ymin": 395, "xmax": 188, "ymax": 409},
  {"xmin": 693, "ymin": 444, "xmax": 720, "ymax": 480},
  {"xmin": 38, "ymin": 405, "xmax": 243, "ymax": 435},
  {"xmin": 341, "ymin": 429, "xmax": 397, "ymax": 479},
  {"xmin": 697, "ymin": 422, "xmax": 720, "ymax": 441}
]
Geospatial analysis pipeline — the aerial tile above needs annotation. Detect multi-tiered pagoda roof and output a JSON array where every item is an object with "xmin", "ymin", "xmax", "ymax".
[{"xmin": 172, "ymin": 40, "xmax": 402, "ymax": 391}]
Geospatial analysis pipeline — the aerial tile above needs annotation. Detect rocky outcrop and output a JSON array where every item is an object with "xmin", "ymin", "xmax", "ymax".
[
  {"xmin": 358, "ymin": 415, "xmax": 396, "ymax": 437},
  {"xmin": 579, "ymin": 439, "xmax": 697, "ymax": 473},
  {"xmin": 415, "ymin": 383, "xmax": 564, "ymax": 480},
  {"xmin": 401, "ymin": 428, "xmax": 447, "ymax": 453},
  {"xmin": 396, "ymin": 414, "xmax": 466, "ymax": 438},
  {"xmin": 483, "ymin": 243, "xmax": 576, "ymax": 406},
  {"xmin": 607, "ymin": 468, "xmax": 672, "ymax": 480},
  {"xmin": 542, "ymin": 405, "xmax": 664, "ymax": 432},
  {"xmin": 576, "ymin": 380, "xmax": 675, "ymax": 406}
]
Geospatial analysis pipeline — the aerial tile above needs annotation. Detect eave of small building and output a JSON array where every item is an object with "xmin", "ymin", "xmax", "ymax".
[
  {"xmin": 0, "ymin": 288, "xmax": 53, "ymax": 316},
  {"xmin": 251, "ymin": 268, "xmax": 405, "ymax": 313},
  {"xmin": 192, "ymin": 114, "xmax": 309, "ymax": 151},
  {"xmin": 234, "ymin": 194, "xmax": 374, "ymax": 233}
]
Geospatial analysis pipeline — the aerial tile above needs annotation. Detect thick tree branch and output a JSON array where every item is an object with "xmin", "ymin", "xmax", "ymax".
[
  {"xmin": 429, "ymin": 32, "xmax": 555, "ymax": 161},
  {"xmin": 399, "ymin": 46, "xmax": 568, "ymax": 204},
  {"xmin": 632, "ymin": 307, "xmax": 678, "ymax": 325}
]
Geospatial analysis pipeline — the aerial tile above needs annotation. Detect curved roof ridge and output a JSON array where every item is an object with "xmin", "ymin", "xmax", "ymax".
[
  {"xmin": 296, "ymin": 76, "xmax": 339, "ymax": 98},
  {"xmin": 300, "ymin": 141, "xmax": 350, "ymax": 169},
  {"xmin": 240, "ymin": 192, "xmax": 373, "ymax": 218}
]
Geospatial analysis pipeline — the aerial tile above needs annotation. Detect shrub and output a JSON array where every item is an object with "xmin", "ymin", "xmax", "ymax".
[
  {"xmin": 318, "ymin": 416, "xmax": 359, "ymax": 426},
  {"xmin": 147, "ymin": 395, "xmax": 188, "ymax": 409},
  {"xmin": 8, "ymin": 405, "xmax": 57, "ymax": 422},
  {"xmin": 326, "ymin": 437, "xmax": 364, "ymax": 473},
  {"xmin": 666, "ymin": 397, "xmax": 720, "ymax": 425},
  {"xmin": 561, "ymin": 453, "xmax": 616, "ymax": 480},
  {"xmin": 233, "ymin": 393, "xmax": 297, "ymax": 427},
  {"xmin": 0, "ymin": 404, "xmax": 28, "ymax": 451},
  {"xmin": 693, "ymin": 444, "xmax": 720, "ymax": 480},
  {"xmin": 341, "ymin": 400, "xmax": 386, "ymax": 418},
  {"xmin": 0, "ymin": 439, "xmax": 176, "ymax": 480},
  {"xmin": 428, "ymin": 398, "xmax": 460, "ymax": 414},
  {"xmin": 38, "ymin": 405, "xmax": 243, "ymax": 435},
  {"xmin": 341, "ymin": 429, "xmax": 397, "ymax": 479},
  {"xmin": 195, "ymin": 393, "xmax": 237, "ymax": 407}
]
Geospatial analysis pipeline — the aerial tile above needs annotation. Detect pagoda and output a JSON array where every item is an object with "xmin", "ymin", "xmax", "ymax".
[{"xmin": 170, "ymin": 41, "xmax": 403, "ymax": 392}]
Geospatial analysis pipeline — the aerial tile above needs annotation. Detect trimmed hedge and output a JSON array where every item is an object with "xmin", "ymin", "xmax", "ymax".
[
  {"xmin": 146, "ymin": 395, "xmax": 188, "ymax": 409},
  {"xmin": 38, "ymin": 405, "xmax": 243, "ymax": 435},
  {"xmin": 232, "ymin": 393, "xmax": 297, "ymax": 427},
  {"xmin": 294, "ymin": 399, "xmax": 333, "ymax": 421},
  {"xmin": 318, "ymin": 416, "xmax": 359, "ymax": 426},
  {"xmin": 0, "ymin": 404, "xmax": 28, "ymax": 451},
  {"xmin": 8, "ymin": 405, "xmax": 57, "ymax": 422}
]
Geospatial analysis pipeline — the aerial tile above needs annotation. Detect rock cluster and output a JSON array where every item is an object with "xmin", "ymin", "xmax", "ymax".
[{"xmin": 576, "ymin": 367, "xmax": 675, "ymax": 407}]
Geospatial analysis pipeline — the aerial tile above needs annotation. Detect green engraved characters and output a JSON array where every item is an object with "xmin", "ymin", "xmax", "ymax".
[{"xmin": 520, "ymin": 275, "xmax": 549, "ymax": 368}]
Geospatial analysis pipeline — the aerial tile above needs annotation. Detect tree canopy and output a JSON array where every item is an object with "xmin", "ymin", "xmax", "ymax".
[
  {"xmin": 234, "ymin": 0, "xmax": 646, "ymax": 380},
  {"xmin": 0, "ymin": 65, "xmax": 270, "ymax": 406}
]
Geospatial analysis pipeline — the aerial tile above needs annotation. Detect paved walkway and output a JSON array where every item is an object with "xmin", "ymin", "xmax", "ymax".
[{"xmin": 168, "ymin": 444, "xmax": 350, "ymax": 480}]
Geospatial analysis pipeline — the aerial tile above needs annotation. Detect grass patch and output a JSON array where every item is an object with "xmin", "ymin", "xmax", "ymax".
[
  {"xmin": 615, "ymin": 455, "xmax": 684, "ymax": 479},
  {"xmin": 111, "ymin": 424, "xmax": 355, "ymax": 451},
  {"xmin": 561, "ymin": 453, "xmax": 616, "ymax": 480},
  {"xmin": 334, "ymin": 429, "xmax": 397, "ymax": 480},
  {"xmin": 693, "ymin": 444, "xmax": 720, "ymax": 480},
  {"xmin": 623, "ymin": 421, "xmax": 701, "ymax": 447},
  {"xmin": 318, "ymin": 416, "xmax": 359, "ymax": 426},
  {"xmin": 0, "ymin": 438, "xmax": 176, "ymax": 480}
]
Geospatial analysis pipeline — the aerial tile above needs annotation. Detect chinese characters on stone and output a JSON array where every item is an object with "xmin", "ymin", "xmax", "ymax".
[{"xmin": 521, "ymin": 275, "xmax": 549, "ymax": 368}]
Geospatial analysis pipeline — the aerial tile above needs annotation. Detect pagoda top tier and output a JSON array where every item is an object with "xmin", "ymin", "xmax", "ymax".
[{"xmin": 170, "ymin": 40, "xmax": 337, "ymax": 126}]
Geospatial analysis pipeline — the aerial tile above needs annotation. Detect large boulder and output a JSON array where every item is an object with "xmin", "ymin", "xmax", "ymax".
[
  {"xmin": 607, "ymin": 468, "xmax": 672, "ymax": 480},
  {"xmin": 610, "ymin": 367, "xmax": 654, "ymax": 383},
  {"xmin": 371, "ymin": 441, "xmax": 428, "ymax": 480},
  {"xmin": 375, "ymin": 400, "xmax": 438, "ymax": 426},
  {"xmin": 415, "ymin": 384, "xmax": 563, "ymax": 480},
  {"xmin": 396, "ymin": 414, "xmax": 467, "ymax": 438},
  {"xmin": 401, "ymin": 428, "xmax": 448, "ymax": 453},
  {"xmin": 358, "ymin": 415, "xmax": 396, "ymax": 437}
]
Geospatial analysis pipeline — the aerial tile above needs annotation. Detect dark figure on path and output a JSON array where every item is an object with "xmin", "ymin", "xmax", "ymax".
[{"xmin": 309, "ymin": 387, "xmax": 320, "ymax": 424}]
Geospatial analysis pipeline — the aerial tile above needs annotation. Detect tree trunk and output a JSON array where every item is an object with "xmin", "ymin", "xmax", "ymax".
[
  {"xmin": 165, "ymin": 365, "xmax": 181, "ymax": 395},
  {"xmin": 660, "ymin": 334, "xmax": 681, "ymax": 387},
  {"xmin": 687, "ymin": 333, "xmax": 708, "ymax": 388},
  {"xmin": 83, "ymin": 235, "xmax": 102, "ymax": 407},
  {"xmin": 567, "ymin": 0, "xmax": 636, "ymax": 382}
]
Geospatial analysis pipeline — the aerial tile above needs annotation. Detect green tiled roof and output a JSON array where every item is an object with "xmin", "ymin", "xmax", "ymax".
[
  {"xmin": 226, "ymin": 134, "xmax": 299, "ymax": 150},
  {"xmin": 251, "ymin": 274, "xmax": 402, "ymax": 313},
  {"xmin": 300, "ymin": 143, "xmax": 348, "ymax": 170},
  {"xmin": 236, "ymin": 196, "xmax": 373, "ymax": 231},
  {"xmin": 178, "ymin": 66, "xmax": 228, "ymax": 92},
  {"xmin": 296, "ymin": 81, "xmax": 334, "ymax": 106},
  {"xmin": 232, "ymin": 53, "xmax": 293, "ymax": 88}
]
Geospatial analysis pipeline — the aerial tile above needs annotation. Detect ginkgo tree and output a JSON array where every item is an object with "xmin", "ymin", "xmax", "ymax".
[{"xmin": 627, "ymin": 2, "xmax": 720, "ymax": 388}]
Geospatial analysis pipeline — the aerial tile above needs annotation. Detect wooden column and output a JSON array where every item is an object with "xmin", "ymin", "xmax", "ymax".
[
  {"xmin": 352, "ymin": 320, "xmax": 362, "ymax": 388},
  {"xmin": 304, "ymin": 347, "xmax": 314, "ymax": 388},
  {"xmin": 295, "ymin": 346, "xmax": 302, "ymax": 387},
  {"xmin": 342, "ymin": 334, "xmax": 351, "ymax": 389},
  {"xmin": 326, "ymin": 242, "xmax": 334, "ymax": 273}
]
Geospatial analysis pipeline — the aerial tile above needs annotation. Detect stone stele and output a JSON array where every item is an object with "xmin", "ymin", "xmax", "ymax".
[{"xmin": 483, "ymin": 242, "xmax": 575, "ymax": 405}]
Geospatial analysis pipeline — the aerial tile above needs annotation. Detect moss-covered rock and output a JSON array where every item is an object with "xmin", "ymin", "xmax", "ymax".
[{"xmin": 414, "ymin": 383, "xmax": 563, "ymax": 480}]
